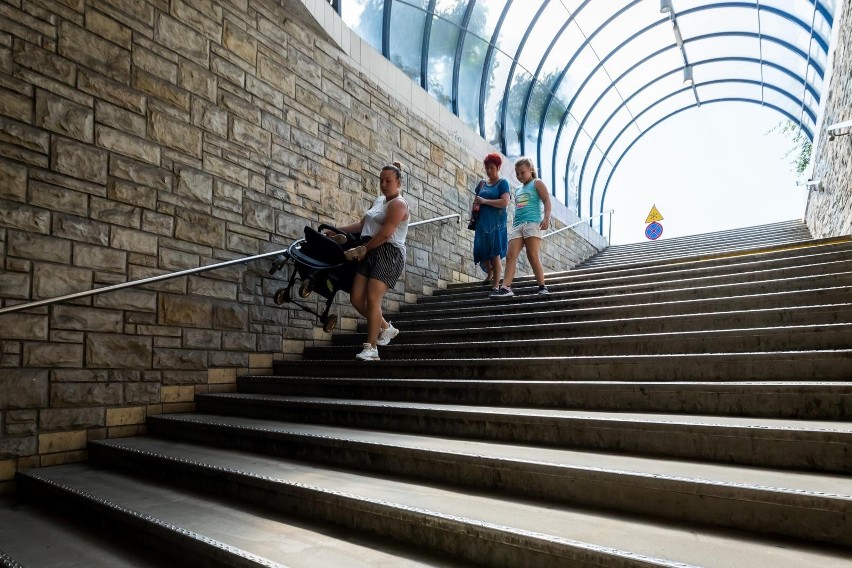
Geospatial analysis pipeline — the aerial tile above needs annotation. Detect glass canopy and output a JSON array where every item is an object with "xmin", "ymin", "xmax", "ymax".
[{"xmin": 338, "ymin": 0, "xmax": 836, "ymax": 229}]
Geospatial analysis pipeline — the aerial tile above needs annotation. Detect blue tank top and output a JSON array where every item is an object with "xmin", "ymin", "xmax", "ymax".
[{"xmin": 513, "ymin": 180, "xmax": 543, "ymax": 226}]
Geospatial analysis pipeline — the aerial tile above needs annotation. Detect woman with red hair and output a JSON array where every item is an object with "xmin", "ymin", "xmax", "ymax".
[{"xmin": 472, "ymin": 153, "xmax": 510, "ymax": 291}]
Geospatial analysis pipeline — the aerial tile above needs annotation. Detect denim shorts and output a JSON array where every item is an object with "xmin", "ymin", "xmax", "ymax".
[{"xmin": 508, "ymin": 221, "xmax": 542, "ymax": 241}]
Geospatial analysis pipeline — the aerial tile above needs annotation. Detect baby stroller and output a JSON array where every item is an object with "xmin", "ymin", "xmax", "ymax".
[{"xmin": 268, "ymin": 224, "xmax": 360, "ymax": 333}]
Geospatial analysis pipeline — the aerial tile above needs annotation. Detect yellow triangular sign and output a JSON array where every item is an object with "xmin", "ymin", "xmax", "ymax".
[{"xmin": 645, "ymin": 205, "xmax": 664, "ymax": 224}]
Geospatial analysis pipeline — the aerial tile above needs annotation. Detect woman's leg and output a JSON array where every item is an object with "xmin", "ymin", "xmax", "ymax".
[
  {"xmin": 491, "ymin": 255, "xmax": 502, "ymax": 289},
  {"xmin": 502, "ymin": 238, "xmax": 524, "ymax": 289},
  {"xmin": 349, "ymin": 273, "xmax": 369, "ymax": 317},
  {"xmin": 365, "ymin": 278, "xmax": 390, "ymax": 346},
  {"xmin": 481, "ymin": 259, "xmax": 493, "ymax": 283},
  {"xmin": 524, "ymin": 236, "xmax": 545, "ymax": 286}
]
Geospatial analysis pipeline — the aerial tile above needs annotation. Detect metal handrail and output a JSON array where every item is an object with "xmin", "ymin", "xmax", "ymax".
[
  {"xmin": 0, "ymin": 214, "xmax": 464, "ymax": 316},
  {"xmin": 542, "ymin": 209, "xmax": 615, "ymax": 242},
  {"xmin": 409, "ymin": 213, "xmax": 460, "ymax": 227}
]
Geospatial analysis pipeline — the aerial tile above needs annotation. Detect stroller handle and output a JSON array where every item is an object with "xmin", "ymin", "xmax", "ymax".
[{"xmin": 318, "ymin": 223, "xmax": 347, "ymax": 236}]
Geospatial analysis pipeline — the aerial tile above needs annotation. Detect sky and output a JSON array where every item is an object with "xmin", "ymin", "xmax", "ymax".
[{"xmin": 604, "ymin": 102, "xmax": 811, "ymax": 245}]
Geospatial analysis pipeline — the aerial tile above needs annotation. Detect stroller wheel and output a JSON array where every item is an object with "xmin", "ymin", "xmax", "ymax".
[
  {"xmin": 299, "ymin": 277, "xmax": 313, "ymax": 298},
  {"xmin": 274, "ymin": 288, "xmax": 291, "ymax": 304},
  {"xmin": 322, "ymin": 315, "xmax": 337, "ymax": 333}
]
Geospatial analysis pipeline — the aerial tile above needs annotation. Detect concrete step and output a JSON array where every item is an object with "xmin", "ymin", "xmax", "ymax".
[
  {"xmin": 336, "ymin": 303, "xmax": 852, "ymax": 346},
  {"xmin": 309, "ymin": 322, "xmax": 852, "ymax": 360},
  {"xmin": 194, "ymin": 394, "xmax": 852, "ymax": 473},
  {"xmin": 0, "ymin": 496, "xmax": 166, "ymax": 567},
  {"xmin": 443, "ymin": 235, "xmax": 851, "ymax": 293},
  {"xmin": 273, "ymin": 349, "xmax": 852, "ymax": 382},
  {"xmin": 16, "ymin": 463, "xmax": 471, "ymax": 568},
  {"xmin": 405, "ymin": 268, "xmax": 852, "ymax": 314},
  {"xmin": 394, "ymin": 274, "xmax": 852, "ymax": 322},
  {"xmin": 82, "ymin": 437, "xmax": 852, "ymax": 568},
  {"xmin": 434, "ymin": 245, "xmax": 852, "ymax": 301},
  {"xmin": 237, "ymin": 377, "xmax": 852, "ymax": 420},
  {"xmin": 366, "ymin": 287, "xmax": 852, "ymax": 332},
  {"xmin": 146, "ymin": 413, "xmax": 852, "ymax": 546}
]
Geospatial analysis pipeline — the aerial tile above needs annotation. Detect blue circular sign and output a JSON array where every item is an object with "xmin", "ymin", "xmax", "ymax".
[{"xmin": 645, "ymin": 222, "xmax": 663, "ymax": 240}]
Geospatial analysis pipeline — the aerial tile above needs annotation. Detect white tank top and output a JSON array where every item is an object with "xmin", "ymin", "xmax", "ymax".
[{"xmin": 362, "ymin": 194, "xmax": 409, "ymax": 255}]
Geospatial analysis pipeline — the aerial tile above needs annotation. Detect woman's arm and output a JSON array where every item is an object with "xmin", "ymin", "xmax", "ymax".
[
  {"xmin": 474, "ymin": 179, "xmax": 511, "ymax": 209},
  {"xmin": 330, "ymin": 218, "xmax": 365, "ymax": 235},
  {"xmin": 363, "ymin": 199, "xmax": 408, "ymax": 252},
  {"xmin": 535, "ymin": 179, "xmax": 552, "ymax": 230}
]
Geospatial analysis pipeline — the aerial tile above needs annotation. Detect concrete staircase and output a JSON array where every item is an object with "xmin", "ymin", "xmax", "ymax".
[{"xmin": 8, "ymin": 220, "xmax": 852, "ymax": 567}]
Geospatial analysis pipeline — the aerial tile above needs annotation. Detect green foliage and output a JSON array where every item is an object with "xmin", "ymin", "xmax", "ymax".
[{"xmin": 770, "ymin": 120, "xmax": 812, "ymax": 176}]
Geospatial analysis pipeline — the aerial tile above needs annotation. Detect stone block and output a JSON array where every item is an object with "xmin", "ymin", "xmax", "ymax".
[
  {"xmin": 208, "ymin": 350, "xmax": 247, "ymax": 367},
  {"xmin": 222, "ymin": 331, "xmax": 255, "ymax": 351},
  {"xmin": 13, "ymin": 39, "xmax": 76, "ymax": 85},
  {"xmin": 0, "ymin": 369, "xmax": 48, "ymax": 408},
  {"xmin": 95, "ymin": 125, "xmax": 160, "ymax": 165},
  {"xmin": 58, "ymin": 21, "xmax": 130, "ymax": 82},
  {"xmin": 0, "ymin": 312, "xmax": 46, "ymax": 339},
  {"xmin": 212, "ymin": 302, "xmax": 247, "ymax": 330},
  {"xmin": 133, "ymin": 44, "xmax": 177, "ymax": 83},
  {"xmin": 174, "ymin": 208, "xmax": 225, "ymax": 248},
  {"xmin": 183, "ymin": 328, "xmax": 221, "ymax": 349},
  {"xmin": 156, "ymin": 13, "xmax": 208, "ymax": 65},
  {"xmin": 36, "ymin": 90, "xmax": 94, "ymax": 143},
  {"xmin": 153, "ymin": 348, "xmax": 207, "ymax": 369},
  {"xmin": 207, "ymin": 367, "xmax": 236, "ymax": 384},
  {"xmin": 107, "ymin": 179, "xmax": 157, "ymax": 211},
  {"xmin": 160, "ymin": 384, "xmax": 195, "ymax": 402},
  {"xmin": 257, "ymin": 333, "xmax": 283, "ymax": 353},
  {"xmin": 143, "ymin": 211, "xmax": 174, "ymax": 236},
  {"xmin": 243, "ymin": 198, "xmax": 275, "ymax": 231},
  {"xmin": 23, "ymin": 342, "xmax": 83, "ymax": 367},
  {"xmin": 125, "ymin": 382, "xmax": 160, "ymax": 404},
  {"xmin": 0, "ymin": 159, "xmax": 27, "ymax": 202},
  {"xmin": 93, "ymin": 288, "xmax": 156, "ymax": 312},
  {"xmin": 217, "ymin": 90, "xmax": 259, "ymax": 124},
  {"xmin": 86, "ymin": 334, "xmax": 152, "ymax": 369},
  {"xmin": 8, "ymin": 231, "xmax": 70, "ymax": 262},
  {"xmin": 179, "ymin": 60, "xmax": 216, "ymax": 102},
  {"xmin": 258, "ymin": 54, "xmax": 294, "ymax": 98},
  {"xmin": 149, "ymin": 110, "xmax": 202, "ymax": 157},
  {"xmin": 231, "ymin": 117, "xmax": 271, "ymax": 155},
  {"xmin": 72, "ymin": 243, "xmax": 127, "ymax": 272},
  {"xmin": 85, "ymin": 8, "xmax": 132, "ymax": 49},
  {"xmin": 223, "ymin": 19, "xmax": 256, "ymax": 65},
  {"xmin": 52, "ymin": 214, "xmax": 109, "ymax": 246},
  {"xmin": 31, "ymin": 179, "xmax": 89, "ymax": 216},
  {"xmin": 95, "ymin": 100, "xmax": 146, "ymax": 137},
  {"xmin": 172, "ymin": 0, "xmax": 222, "ymax": 41},
  {"xmin": 90, "ymin": 196, "xmax": 141, "ymax": 228},
  {"xmin": 203, "ymin": 154, "xmax": 249, "ymax": 186},
  {"xmin": 191, "ymin": 97, "xmax": 228, "ymax": 136},
  {"xmin": 32, "ymin": 263, "xmax": 92, "ymax": 299},
  {"xmin": 0, "ymin": 436, "xmax": 36, "ymax": 457},
  {"xmin": 105, "ymin": 405, "xmax": 146, "ymax": 426},
  {"xmin": 188, "ymin": 276, "xmax": 236, "ymax": 300},
  {"xmin": 40, "ymin": 450, "xmax": 88, "ymax": 466},
  {"xmin": 175, "ymin": 165, "xmax": 213, "ymax": 204},
  {"xmin": 159, "ymin": 294, "xmax": 212, "ymax": 327},
  {"xmin": 0, "ymin": 116, "xmax": 49, "ymax": 154},
  {"xmin": 39, "ymin": 407, "xmax": 104, "ymax": 431},
  {"xmin": 39, "ymin": 429, "xmax": 87, "ymax": 453},
  {"xmin": 78, "ymin": 69, "xmax": 146, "ymax": 114},
  {"xmin": 0, "ymin": 88, "xmax": 32, "ymax": 123},
  {"xmin": 110, "ymin": 226, "xmax": 158, "ymax": 255},
  {"xmin": 0, "ymin": 461, "xmax": 15, "ymax": 482}
]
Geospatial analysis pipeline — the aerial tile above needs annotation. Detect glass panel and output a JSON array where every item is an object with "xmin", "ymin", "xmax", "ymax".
[
  {"xmin": 602, "ymin": 23, "xmax": 672, "ymax": 82},
  {"xmin": 389, "ymin": 2, "xmax": 427, "ymax": 83},
  {"xmin": 484, "ymin": 50, "xmax": 512, "ymax": 146},
  {"xmin": 457, "ymin": 32, "xmax": 489, "ymax": 131},
  {"xmin": 688, "ymin": 35, "xmax": 761, "ymax": 64},
  {"xmin": 763, "ymin": 86, "xmax": 807, "ymax": 123},
  {"xmin": 678, "ymin": 7, "xmax": 757, "ymax": 39},
  {"xmin": 697, "ymin": 80, "xmax": 763, "ymax": 103},
  {"xmin": 504, "ymin": 69, "xmax": 531, "ymax": 156},
  {"xmin": 579, "ymin": 144, "xmax": 604, "ymax": 218},
  {"xmin": 761, "ymin": 38, "xmax": 809, "ymax": 78},
  {"xmin": 615, "ymin": 48, "xmax": 682, "ymax": 99},
  {"xmin": 426, "ymin": 5, "xmax": 463, "ymax": 110},
  {"xmin": 580, "ymin": 88, "xmax": 628, "ymax": 150},
  {"xmin": 572, "ymin": 0, "xmax": 634, "ymax": 41},
  {"xmin": 341, "ymin": 0, "xmax": 384, "ymax": 53},
  {"xmin": 517, "ymin": 1, "xmax": 571, "ymax": 72},
  {"xmin": 493, "ymin": 0, "xmax": 547, "ymax": 59}
]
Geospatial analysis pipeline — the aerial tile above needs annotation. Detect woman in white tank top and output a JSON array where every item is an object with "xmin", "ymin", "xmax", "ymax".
[{"xmin": 330, "ymin": 162, "xmax": 409, "ymax": 361}]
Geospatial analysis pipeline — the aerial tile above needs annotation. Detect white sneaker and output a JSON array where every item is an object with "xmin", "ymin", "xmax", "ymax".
[
  {"xmin": 376, "ymin": 322, "xmax": 399, "ymax": 346},
  {"xmin": 355, "ymin": 343, "xmax": 380, "ymax": 361}
]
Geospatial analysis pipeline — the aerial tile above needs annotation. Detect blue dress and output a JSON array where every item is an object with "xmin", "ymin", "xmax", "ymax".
[{"xmin": 472, "ymin": 178, "xmax": 510, "ymax": 270}]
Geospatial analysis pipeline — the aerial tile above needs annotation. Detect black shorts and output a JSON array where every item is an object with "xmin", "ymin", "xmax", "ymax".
[{"xmin": 356, "ymin": 242, "xmax": 405, "ymax": 288}]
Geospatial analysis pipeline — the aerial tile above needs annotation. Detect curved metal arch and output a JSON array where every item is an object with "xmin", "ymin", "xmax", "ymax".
[
  {"xmin": 593, "ymin": 96, "xmax": 811, "ymax": 233},
  {"xmin": 567, "ymin": 54, "xmax": 820, "ymax": 192},
  {"xmin": 578, "ymin": 77, "xmax": 816, "ymax": 214},
  {"xmin": 558, "ymin": 28, "xmax": 825, "ymax": 208},
  {"xmin": 568, "ymin": 58, "xmax": 820, "ymax": 208},
  {"xmin": 382, "ymin": 0, "xmax": 393, "ymax": 58},
  {"xmin": 420, "ymin": 0, "xmax": 437, "ymax": 91},
  {"xmin": 478, "ymin": 1, "xmax": 513, "ymax": 139},
  {"xmin": 497, "ymin": 0, "xmax": 552, "ymax": 156},
  {"xmin": 539, "ymin": 2, "xmax": 827, "ymax": 206},
  {"xmin": 451, "ymin": 0, "xmax": 478, "ymax": 116},
  {"xmin": 516, "ymin": 0, "xmax": 593, "ymax": 158}
]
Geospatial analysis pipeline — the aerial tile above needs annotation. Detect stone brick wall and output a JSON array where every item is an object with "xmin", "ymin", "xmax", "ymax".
[
  {"xmin": 806, "ymin": 0, "xmax": 852, "ymax": 237},
  {"xmin": 0, "ymin": 0, "xmax": 604, "ymax": 486}
]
